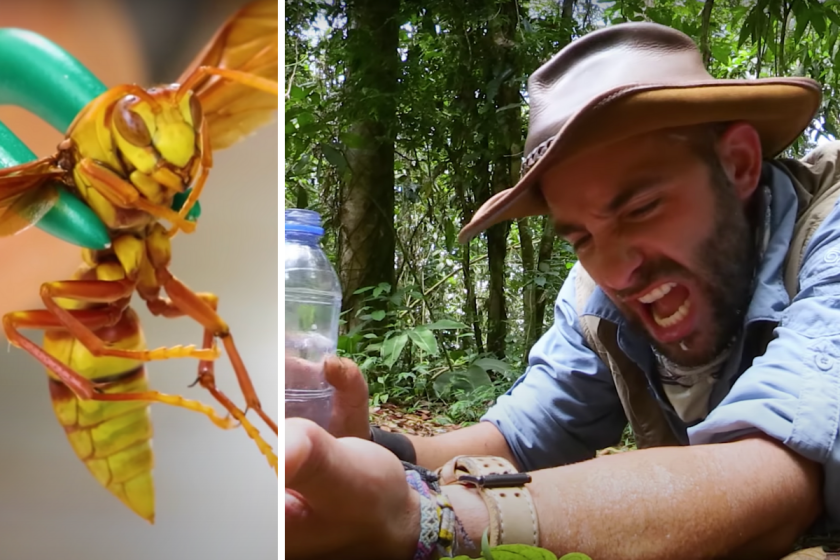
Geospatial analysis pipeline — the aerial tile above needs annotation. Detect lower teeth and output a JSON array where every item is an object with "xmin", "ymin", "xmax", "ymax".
[{"xmin": 653, "ymin": 298, "xmax": 691, "ymax": 327}]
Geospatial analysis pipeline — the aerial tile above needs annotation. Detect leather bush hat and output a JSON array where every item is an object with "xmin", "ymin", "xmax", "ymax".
[{"xmin": 457, "ymin": 22, "xmax": 822, "ymax": 243}]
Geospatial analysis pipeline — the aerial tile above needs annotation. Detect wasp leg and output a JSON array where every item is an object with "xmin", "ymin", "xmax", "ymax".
[
  {"xmin": 76, "ymin": 159, "xmax": 198, "ymax": 233},
  {"xmin": 2, "ymin": 308, "xmax": 236, "ymax": 431},
  {"xmin": 37, "ymin": 278, "xmax": 220, "ymax": 363},
  {"xmin": 143, "ymin": 292, "xmax": 278, "ymax": 473},
  {"xmin": 151, "ymin": 268, "xmax": 278, "ymax": 436},
  {"xmin": 144, "ymin": 291, "xmax": 221, "ymax": 381},
  {"xmin": 167, "ymin": 118, "xmax": 213, "ymax": 238}
]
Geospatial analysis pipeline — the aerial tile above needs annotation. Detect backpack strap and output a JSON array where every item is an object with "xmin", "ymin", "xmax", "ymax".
[
  {"xmin": 573, "ymin": 265, "xmax": 681, "ymax": 448},
  {"xmin": 573, "ymin": 265, "xmax": 609, "ymax": 367},
  {"xmin": 775, "ymin": 142, "xmax": 840, "ymax": 298}
]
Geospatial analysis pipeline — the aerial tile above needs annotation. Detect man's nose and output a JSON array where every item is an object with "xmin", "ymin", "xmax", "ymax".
[{"xmin": 587, "ymin": 240, "xmax": 644, "ymax": 293}]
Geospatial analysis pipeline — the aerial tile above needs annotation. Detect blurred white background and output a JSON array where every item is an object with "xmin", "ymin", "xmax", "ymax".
[{"xmin": 0, "ymin": 1, "xmax": 278, "ymax": 558}]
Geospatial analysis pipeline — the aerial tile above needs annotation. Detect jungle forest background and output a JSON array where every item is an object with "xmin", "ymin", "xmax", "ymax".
[{"xmin": 285, "ymin": 0, "xmax": 840, "ymax": 432}]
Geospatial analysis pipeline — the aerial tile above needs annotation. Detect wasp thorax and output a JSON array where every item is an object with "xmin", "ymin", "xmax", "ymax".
[{"xmin": 114, "ymin": 96, "xmax": 152, "ymax": 147}]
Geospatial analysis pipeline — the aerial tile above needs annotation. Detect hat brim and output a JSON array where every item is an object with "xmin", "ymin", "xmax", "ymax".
[{"xmin": 457, "ymin": 78, "xmax": 822, "ymax": 244}]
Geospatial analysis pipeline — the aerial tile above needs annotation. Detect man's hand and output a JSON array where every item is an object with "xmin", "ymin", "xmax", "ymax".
[
  {"xmin": 285, "ymin": 418, "xmax": 420, "ymax": 560},
  {"xmin": 323, "ymin": 357, "xmax": 372, "ymax": 439},
  {"xmin": 284, "ymin": 356, "xmax": 372, "ymax": 439}
]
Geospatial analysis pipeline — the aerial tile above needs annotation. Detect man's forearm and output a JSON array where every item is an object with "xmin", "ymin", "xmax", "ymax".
[
  {"xmin": 442, "ymin": 435, "xmax": 823, "ymax": 559},
  {"xmin": 405, "ymin": 420, "xmax": 520, "ymax": 471}
]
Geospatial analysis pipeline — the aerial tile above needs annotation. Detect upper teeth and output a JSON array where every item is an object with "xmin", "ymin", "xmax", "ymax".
[{"xmin": 638, "ymin": 282, "xmax": 677, "ymax": 304}]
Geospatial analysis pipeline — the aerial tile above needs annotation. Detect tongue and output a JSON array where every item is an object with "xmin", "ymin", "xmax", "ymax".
[{"xmin": 651, "ymin": 284, "xmax": 689, "ymax": 319}]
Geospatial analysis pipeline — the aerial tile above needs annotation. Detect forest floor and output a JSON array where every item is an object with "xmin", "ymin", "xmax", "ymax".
[
  {"xmin": 369, "ymin": 402, "xmax": 461, "ymax": 437},
  {"xmin": 369, "ymin": 402, "xmax": 634, "ymax": 456}
]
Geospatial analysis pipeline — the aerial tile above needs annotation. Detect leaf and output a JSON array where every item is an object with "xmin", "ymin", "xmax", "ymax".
[
  {"xmin": 473, "ymin": 357, "xmax": 513, "ymax": 374},
  {"xmin": 358, "ymin": 356, "xmax": 377, "ymax": 372},
  {"xmin": 737, "ymin": 8, "xmax": 757, "ymax": 48},
  {"xmin": 828, "ymin": 9, "xmax": 840, "ymax": 28},
  {"xmin": 463, "ymin": 364, "xmax": 492, "ymax": 388},
  {"xmin": 425, "ymin": 319, "xmax": 469, "ymax": 330},
  {"xmin": 407, "ymin": 327, "xmax": 439, "ymax": 355},
  {"xmin": 320, "ymin": 142, "xmax": 348, "ymax": 174},
  {"xmin": 794, "ymin": 7, "xmax": 810, "ymax": 44},
  {"xmin": 295, "ymin": 111, "xmax": 315, "ymax": 127},
  {"xmin": 486, "ymin": 67, "xmax": 513, "ymax": 102},
  {"xmin": 488, "ymin": 544, "xmax": 560, "ymax": 559},
  {"xmin": 432, "ymin": 371, "xmax": 475, "ymax": 397},
  {"xmin": 289, "ymin": 85, "xmax": 306, "ymax": 100},
  {"xmin": 711, "ymin": 44, "xmax": 730, "ymax": 65},
  {"xmin": 340, "ymin": 131, "xmax": 370, "ymax": 149},
  {"xmin": 811, "ymin": 9, "xmax": 827, "ymax": 36},
  {"xmin": 450, "ymin": 543, "xmax": 581, "ymax": 559},
  {"xmin": 444, "ymin": 218, "xmax": 456, "ymax": 252},
  {"xmin": 373, "ymin": 282, "xmax": 391, "ymax": 298},
  {"xmin": 481, "ymin": 528, "xmax": 494, "ymax": 560},
  {"xmin": 381, "ymin": 333, "xmax": 408, "ymax": 369},
  {"xmin": 370, "ymin": 310, "xmax": 386, "ymax": 321}
]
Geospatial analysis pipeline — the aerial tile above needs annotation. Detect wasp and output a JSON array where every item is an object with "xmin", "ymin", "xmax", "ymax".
[{"xmin": 0, "ymin": 0, "xmax": 278, "ymax": 522}]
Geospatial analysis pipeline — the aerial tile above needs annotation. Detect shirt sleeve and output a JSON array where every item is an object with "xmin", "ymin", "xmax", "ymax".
[
  {"xmin": 481, "ymin": 264, "xmax": 628, "ymax": 471},
  {"xmin": 689, "ymin": 202, "xmax": 840, "ymax": 531}
]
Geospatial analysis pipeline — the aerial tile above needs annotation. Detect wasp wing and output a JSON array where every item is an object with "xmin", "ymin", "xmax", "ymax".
[
  {"xmin": 0, "ymin": 159, "xmax": 64, "ymax": 236},
  {"xmin": 177, "ymin": 0, "xmax": 278, "ymax": 151}
]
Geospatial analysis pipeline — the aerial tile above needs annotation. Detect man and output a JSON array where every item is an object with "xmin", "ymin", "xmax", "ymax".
[{"xmin": 286, "ymin": 22, "xmax": 840, "ymax": 560}]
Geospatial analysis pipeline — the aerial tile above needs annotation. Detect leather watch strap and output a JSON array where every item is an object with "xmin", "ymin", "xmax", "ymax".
[{"xmin": 436, "ymin": 455, "xmax": 539, "ymax": 547}]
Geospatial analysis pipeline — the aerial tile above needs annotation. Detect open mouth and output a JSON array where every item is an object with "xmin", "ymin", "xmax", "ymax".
[{"xmin": 630, "ymin": 281, "xmax": 698, "ymax": 344}]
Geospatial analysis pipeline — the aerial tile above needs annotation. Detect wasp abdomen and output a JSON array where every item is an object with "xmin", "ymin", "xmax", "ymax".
[{"xmin": 48, "ymin": 367, "xmax": 155, "ymax": 523}]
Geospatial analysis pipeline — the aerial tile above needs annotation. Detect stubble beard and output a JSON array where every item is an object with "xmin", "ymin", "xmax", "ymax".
[{"xmin": 623, "ymin": 165, "xmax": 758, "ymax": 367}]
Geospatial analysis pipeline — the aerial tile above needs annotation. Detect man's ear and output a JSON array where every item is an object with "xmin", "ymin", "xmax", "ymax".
[{"xmin": 715, "ymin": 121, "xmax": 763, "ymax": 202}]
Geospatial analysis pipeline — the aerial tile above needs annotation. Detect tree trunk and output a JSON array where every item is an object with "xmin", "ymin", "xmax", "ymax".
[
  {"xmin": 700, "ymin": 0, "xmax": 714, "ymax": 68},
  {"xmin": 482, "ymin": 0, "xmax": 524, "ymax": 359},
  {"xmin": 562, "ymin": 0, "xmax": 575, "ymax": 20},
  {"xmin": 338, "ymin": 0, "xmax": 400, "ymax": 333},
  {"xmin": 518, "ymin": 217, "xmax": 536, "ymax": 360},
  {"xmin": 520, "ymin": 0, "xmax": 574, "ymax": 360},
  {"xmin": 531, "ymin": 216, "xmax": 556, "ymax": 346},
  {"xmin": 454, "ymin": 174, "xmax": 484, "ymax": 353}
]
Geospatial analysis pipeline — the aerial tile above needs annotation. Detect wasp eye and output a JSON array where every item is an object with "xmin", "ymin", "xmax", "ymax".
[
  {"xmin": 114, "ymin": 98, "xmax": 151, "ymax": 147},
  {"xmin": 189, "ymin": 94, "xmax": 203, "ymax": 128}
]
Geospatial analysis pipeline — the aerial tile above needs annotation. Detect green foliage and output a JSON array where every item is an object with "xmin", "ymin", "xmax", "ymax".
[
  {"xmin": 337, "ymin": 283, "xmax": 519, "ymax": 418},
  {"xmin": 287, "ymin": 0, "xmax": 840, "ymax": 426},
  {"xmin": 450, "ymin": 529, "xmax": 592, "ymax": 559}
]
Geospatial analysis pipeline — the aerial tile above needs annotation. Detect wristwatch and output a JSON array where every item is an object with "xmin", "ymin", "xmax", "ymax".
[{"xmin": 435, "ymin": 455, "xmax": 539, "ymax": 547}]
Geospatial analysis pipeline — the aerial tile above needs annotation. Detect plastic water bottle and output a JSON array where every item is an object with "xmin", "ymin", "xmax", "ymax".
[{"xmin": 284, "ymin": 208, "xmax": 342, "ymax": 430}]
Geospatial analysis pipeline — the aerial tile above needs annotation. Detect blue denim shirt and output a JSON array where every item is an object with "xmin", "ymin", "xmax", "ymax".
[{"xmin": 482, "ymin": 162, "xmax": 840, "ymax": 530}]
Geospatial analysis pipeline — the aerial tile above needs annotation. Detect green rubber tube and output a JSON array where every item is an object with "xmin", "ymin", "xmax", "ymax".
[{"xmin": 0, "ymin": 28, "xmax": 110, "ymax": 249}]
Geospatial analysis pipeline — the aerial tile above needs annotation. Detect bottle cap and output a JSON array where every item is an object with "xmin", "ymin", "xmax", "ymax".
[{"xmin": 285, "ymin": 208, "xmax": 324, "ymax": 236}]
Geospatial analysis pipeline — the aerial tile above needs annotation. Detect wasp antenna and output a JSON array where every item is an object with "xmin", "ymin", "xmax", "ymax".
[{"xmin": 125, "ymin": 86, "xmax": 163, "ymax": 113}]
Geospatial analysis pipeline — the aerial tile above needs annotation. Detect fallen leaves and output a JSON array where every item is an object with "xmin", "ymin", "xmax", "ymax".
[
  {"xmin": 369, "ymin": 402, "xmax": 636, "ymax": 458},
  {"xmin": 369, "ymin": 402, "xmax": 463, "ymax": 437}
]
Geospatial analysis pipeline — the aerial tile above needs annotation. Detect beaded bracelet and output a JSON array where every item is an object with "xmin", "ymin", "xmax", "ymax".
[{"xmin": 402, "ymin": 462, "xmax": 459, "ymax": 559}]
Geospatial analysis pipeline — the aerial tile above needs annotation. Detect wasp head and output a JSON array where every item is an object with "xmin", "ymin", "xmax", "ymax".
[{"xmin": 111, "ymin": 89, "xmax": 203, "ymax": 173}]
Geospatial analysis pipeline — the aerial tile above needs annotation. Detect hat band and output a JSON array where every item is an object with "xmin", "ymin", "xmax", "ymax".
[{"xmin": 521, "ymin": 135, "xmax": 556, "ymax": 177}]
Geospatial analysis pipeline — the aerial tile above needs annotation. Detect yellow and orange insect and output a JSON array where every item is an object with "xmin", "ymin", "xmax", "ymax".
[{"xmin": 0, "ymin": 0, "xmax": 278, "ymax": 522}]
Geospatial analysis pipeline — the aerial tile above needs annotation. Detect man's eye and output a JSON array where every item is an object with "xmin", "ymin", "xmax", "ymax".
[{"xmin": 628, "ymin": 199, "xmax": 660, "ymax": 219}]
